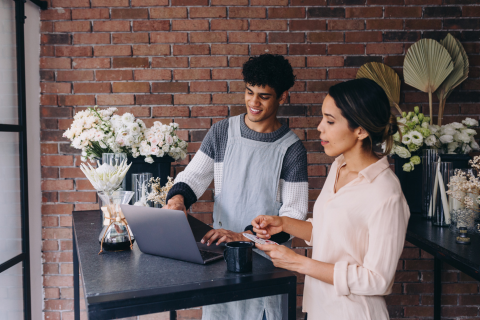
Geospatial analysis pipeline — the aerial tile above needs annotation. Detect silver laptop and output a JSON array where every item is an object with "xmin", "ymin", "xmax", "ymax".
[{"xmin": 120, "ymin": 205, "xmax": 224, "ymax": 264}]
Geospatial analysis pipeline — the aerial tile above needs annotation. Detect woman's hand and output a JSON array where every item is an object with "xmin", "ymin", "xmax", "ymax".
[
  {"xmin": 255, "ymin": 243, "xmax": 306, "ymax": 273},
  {"xmin": 251, "ymin": 215, "xmax": 283, "ymax": 239},
  {"xmin": 163, "ymin": 194, "xmax": 187, "ymax": 215},
  {"xmin": 201, "ymin": 229, "xmax": 250, "ymax": 246}
]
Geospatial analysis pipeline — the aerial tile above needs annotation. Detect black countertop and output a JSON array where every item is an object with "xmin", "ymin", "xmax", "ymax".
[
  {"xmin": 406, "ymin": 214, "xmax": 480, "ymax": 280},
  {"xmin": 73, "ymin": 210, "xmax": 296, "ymax": 318}
]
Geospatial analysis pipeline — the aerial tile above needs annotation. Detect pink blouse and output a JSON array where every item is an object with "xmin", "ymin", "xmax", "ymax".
[{"xmin": 303, "ymin": 155, "xmax": 410, "ymax": 320}]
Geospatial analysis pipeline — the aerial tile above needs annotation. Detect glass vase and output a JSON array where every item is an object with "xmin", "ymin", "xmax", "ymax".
[
  {"xmin": 132, "ymin": 173, "xmax": 152, "ymax": 206},
  {"xmin": 97, "ymin": 191, "xmax": 135, "ymax": 253},
  {"xmin": 432, "ymin": 162, "xmax": 453, "ymax": 227},
  {"xmin": 102, "ymin": 153, "xmax": 127, "ymax": 190},
  {"xmin": 422, "ymin": 149, "xmax": 441, "ymax": 219}
]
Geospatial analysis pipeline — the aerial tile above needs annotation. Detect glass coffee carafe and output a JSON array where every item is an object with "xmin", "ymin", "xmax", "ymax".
[{"xmin": 97, "ymin": 191, "xmax": 135, "ymax": 253}]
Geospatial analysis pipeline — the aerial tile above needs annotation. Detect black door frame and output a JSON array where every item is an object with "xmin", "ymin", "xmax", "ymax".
[{"xmin": 0, "ymin": 1, "xmax": 47, "ymax": 319}]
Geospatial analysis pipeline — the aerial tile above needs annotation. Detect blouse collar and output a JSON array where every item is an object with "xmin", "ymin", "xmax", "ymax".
[{"xmin": 334, "ymin": 154, "xmax": 390, "ymax": 183}]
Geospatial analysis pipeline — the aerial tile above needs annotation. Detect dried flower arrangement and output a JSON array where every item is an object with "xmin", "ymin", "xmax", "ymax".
[
  {"xmin": 146, "ymin": 176, "xmax": 175, "ymax": 207},
  {"xmin": 447, "ymin": 156, "xmax": 480, "ymax": 211}
]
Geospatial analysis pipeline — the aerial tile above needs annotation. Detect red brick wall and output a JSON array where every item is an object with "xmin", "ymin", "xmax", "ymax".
[{"xmin": 39, "ymin": 0, "xmax": 480, "ymax": 319}]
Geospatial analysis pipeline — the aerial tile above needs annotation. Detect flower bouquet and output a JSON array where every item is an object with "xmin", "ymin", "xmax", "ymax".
[
  {"xmin": 436, "ymin": 118, "xmax": 479, "ymax": 154},
  {"xmin": 63, "ymin": 106, "xmax": 188, "ymax": 163},
  {"xmin": 391, "ymin": 106, "xmax": 438, "ymax": 172}
]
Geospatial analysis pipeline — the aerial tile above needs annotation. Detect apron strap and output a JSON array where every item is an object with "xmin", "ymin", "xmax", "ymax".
[{"xmin": 228, "ymin": 115, "xmax": 242, "ymax": 139}]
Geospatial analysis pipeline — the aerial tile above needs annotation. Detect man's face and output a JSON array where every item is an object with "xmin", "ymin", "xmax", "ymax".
[{"xmin": 244, "ymin": 84, "xmax": 285, "ymax": 123}]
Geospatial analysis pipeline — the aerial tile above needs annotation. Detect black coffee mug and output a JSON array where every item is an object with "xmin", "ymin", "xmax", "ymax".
[{"xmin": 223, "ymin": 241, "xmax": 253, "ymax": 273}]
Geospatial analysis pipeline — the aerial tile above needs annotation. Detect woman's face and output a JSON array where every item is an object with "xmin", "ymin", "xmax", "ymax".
[{"xmin": 317, "ymin": 95, "xmax": 364, "ymax": 157}]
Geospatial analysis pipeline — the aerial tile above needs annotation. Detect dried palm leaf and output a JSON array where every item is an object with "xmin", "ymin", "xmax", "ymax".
[
  {"xmin": 356, "ymin": 62, "xmax": 402, "ymax": 114},
  {"xmin": 435, "ymin": 34, "xmax": 469, "ymax": 125},
  {"xmin": 404, "ymin": 38, "xmax": 454, "ymax": 125}
]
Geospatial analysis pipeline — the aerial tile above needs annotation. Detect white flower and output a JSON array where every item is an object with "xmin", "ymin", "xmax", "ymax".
[
  {"xmin": 429, "ymin": 125, "xmax": 440, "ymax": 135},
  {"xmin": 439, "ymin": 135, "xmax": 454, "ymax": 144},
  {"xmin": 462, "ymin": 144, "xmax": 472, "ymax": 154},
  {"xmin": 462, "ymin": 117, "xmax": 479, "ymax": 127},
  {"xmin": 447, "ymin": 142, "xmax": 459, "ymax": 153},
  {"xmin": 461, "ymin": 128, "xmax": 477, "ymax": 136},
  {"xmin": 122, "ymin": 113, "xmax": 135, "ymax": 124},
  {"xmin": 411, "ymin": 116, "xmax": 419, "ymax": 124},
  {"xmin": 422, "ymin": 122, "xmax": 429, "ymax": 129},
  {"xmin": 395, "ymin": 146, "xmax": 411, "ymax": 159},
  {"xmin": 454, "ymin": 132, "xmax": 471, "ymax": 143},
  {"xmin": 402, "ymin": 133, "xmax": 412, "ymax": 145},
  {"xmin": 397, "ymin": 117, "xmax": 407, "ymax": 125},
  {"xmin": 471, "ymin": 140, "xmax": 480, "ymax": 150},
  {"xmin": 450, "ymin": 122, "xmax": 465, "ymax": 129},
  {"xmin": 145, "ymin": 156, "xmax": 154, "ymax": 164},
  {"xmin": 410, "ymin": 131, "xmax": 423, "ymax": 146},
  {"xmin": 403, "ymin": 162, "xmax": 414, "ymax": 172},
  {"xmin": 441, "ymin": 126, "xmax": 457, "ymax": 136},
  {"xmin": 425, "ymin": 135, "xmax": 437, "ymax": 147}
]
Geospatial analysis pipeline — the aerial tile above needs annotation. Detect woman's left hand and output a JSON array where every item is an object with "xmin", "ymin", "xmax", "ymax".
[{"xmin": 255, "ymin": 243, "xmax": 306, "ymax": 272}]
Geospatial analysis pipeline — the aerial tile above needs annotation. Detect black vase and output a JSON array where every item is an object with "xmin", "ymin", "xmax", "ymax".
[
  {"xmin": 439, "ymin": 154, "xmax": 471, "ymax": 171},
  {"xmin": 124, "ymin": 155, "xmax": 175, "ymax": 191},
  {"xmin": 393, "ymin": 155, "xmax": 422, "ymax": 214}
]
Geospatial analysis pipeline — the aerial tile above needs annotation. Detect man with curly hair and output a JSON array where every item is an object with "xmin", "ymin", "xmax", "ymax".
[{"xmin": 164, "ymin": 54, "xmax": 308, "ymax": 320}]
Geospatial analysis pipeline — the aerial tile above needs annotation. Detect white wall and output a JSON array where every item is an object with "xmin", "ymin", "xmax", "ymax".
[{"xmin": 25, "ymin": 2, "xmax": 42, "ymax": 319}]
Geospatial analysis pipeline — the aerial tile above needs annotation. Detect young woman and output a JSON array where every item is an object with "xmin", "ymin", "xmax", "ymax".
[{"xmin": 253, "ymin": 78, "xmax": 410, "ymax": 320}]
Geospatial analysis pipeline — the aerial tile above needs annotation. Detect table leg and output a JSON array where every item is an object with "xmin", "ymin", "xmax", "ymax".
[
  {"xmin": 73, "ymin": 232, "xmax": 80, "ymax": 320},
  {"xmin": 282, "ymin": 279, "xmax": 297, "ymax": 320},
  {"xmin": 170, "ymin": 310, "xmax": 177, "ymax": 320},
  {"xmin": 434, "ymin": 257, "xmax": 441, "ymax": 320}
]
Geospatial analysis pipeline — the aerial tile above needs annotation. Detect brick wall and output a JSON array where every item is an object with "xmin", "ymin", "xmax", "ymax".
[{"xmin": 39, "ymin": 0, "xmax": 480, "ymax": 319}]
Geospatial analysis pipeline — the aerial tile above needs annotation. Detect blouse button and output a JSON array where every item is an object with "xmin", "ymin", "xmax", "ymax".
[{"xmin": 219, "ymin": 221, "xmax": 222, "ymax": 227}]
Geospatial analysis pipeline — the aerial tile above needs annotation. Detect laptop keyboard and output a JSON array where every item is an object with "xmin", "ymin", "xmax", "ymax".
[{"xmin": 199, "ymin": 250, "xmax": 222, "ymax": 261}]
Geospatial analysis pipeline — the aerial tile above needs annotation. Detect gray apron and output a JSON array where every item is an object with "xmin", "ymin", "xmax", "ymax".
[{"xmin": 202, "ymin": 115, "xmax": 299, "ymax": 320}]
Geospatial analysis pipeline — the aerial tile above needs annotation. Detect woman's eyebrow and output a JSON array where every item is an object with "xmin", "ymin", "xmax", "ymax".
[{"xmin": 324, "ymin": 113, "xmax": 335, "ymax": 119}]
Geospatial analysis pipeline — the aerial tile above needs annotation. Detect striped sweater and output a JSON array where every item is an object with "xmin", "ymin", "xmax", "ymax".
[{"xmin": 166, "ymin": 114, "xmax": 308, "ymax": 224}]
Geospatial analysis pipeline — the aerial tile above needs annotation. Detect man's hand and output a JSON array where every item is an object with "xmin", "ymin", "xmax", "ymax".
[
  {"xmin": 163, "ymin": 194, "xmax": 187, "ymax": 215},
  {"xmin": 201, "ymin": 229, "xmax": 251, "ymax": 246},
  {"xmin": 255, "ymin": 243, "xmax": 306, "ymax": 273},
  {"xmin": 251, "ymin": 215, "xmax": 284, "ymax": 239}
]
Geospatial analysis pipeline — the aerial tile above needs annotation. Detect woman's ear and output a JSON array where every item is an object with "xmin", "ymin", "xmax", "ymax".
[{"xmin": 356, "ymin": 127, "xmax": 370, "ymax": 141}]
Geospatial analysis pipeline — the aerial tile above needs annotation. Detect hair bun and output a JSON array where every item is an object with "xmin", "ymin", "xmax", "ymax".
[{"xmin": 388, "ymin": 123, "xmax": 398, "ymax": 136}]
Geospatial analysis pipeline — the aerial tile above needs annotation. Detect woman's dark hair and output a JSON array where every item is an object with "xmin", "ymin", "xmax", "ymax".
[
  {"xmin": 328, "ymin": 78, "xmax": 399, "ymax": 156},
  {"xmin": 242, "ymin": 54, "xmax": 296, "ymax": 98}
]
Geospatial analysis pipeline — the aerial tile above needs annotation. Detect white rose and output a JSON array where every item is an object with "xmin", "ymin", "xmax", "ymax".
[
  {"xmin": 409, "ymin": 131, "xmax": 423, "ymax": 146},
  {"xmin": 395, "ymin": 146, "xmax": 411, "ymax": 159},
  {"xmin": 156, "ymin": 150, "xmax": 165, "ymax": 157},
  {"xmin": 450, "ymin": 122, "xmax": 465, "ymax": 129},
  {"xmin": 145, "ymin": 156, "xmax": 154, "ymax": 164},
  {"xmin": 462, "ymin": 117, "xmax": 479, "ymax": 127},
  {"xmin": 425, "ymin": 135, "xmax": 437, "ymax": 147},
  {"xmin": 439, "ymin": 135, "xmax": 454, "ymax": 144}
]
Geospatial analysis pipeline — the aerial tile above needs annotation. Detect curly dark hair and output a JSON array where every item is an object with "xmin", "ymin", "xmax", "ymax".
[{"xmin": 242, "ymin": 54, "xmax": 296, "ymax": 98}]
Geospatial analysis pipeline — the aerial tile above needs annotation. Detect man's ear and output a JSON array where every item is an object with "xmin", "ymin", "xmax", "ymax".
[
  {"xmin": 356, "ymin": 127, "xmax": 370, "ymax": 141},
  {"xmin": 278, "ymin": 91, "xmax": 288, "ymax": 104}
]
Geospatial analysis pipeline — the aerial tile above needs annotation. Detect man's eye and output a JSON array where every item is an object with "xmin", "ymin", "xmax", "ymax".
[{"xmin": 260, "ymin": 96, "xmax": 269, "ymax": 100}]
